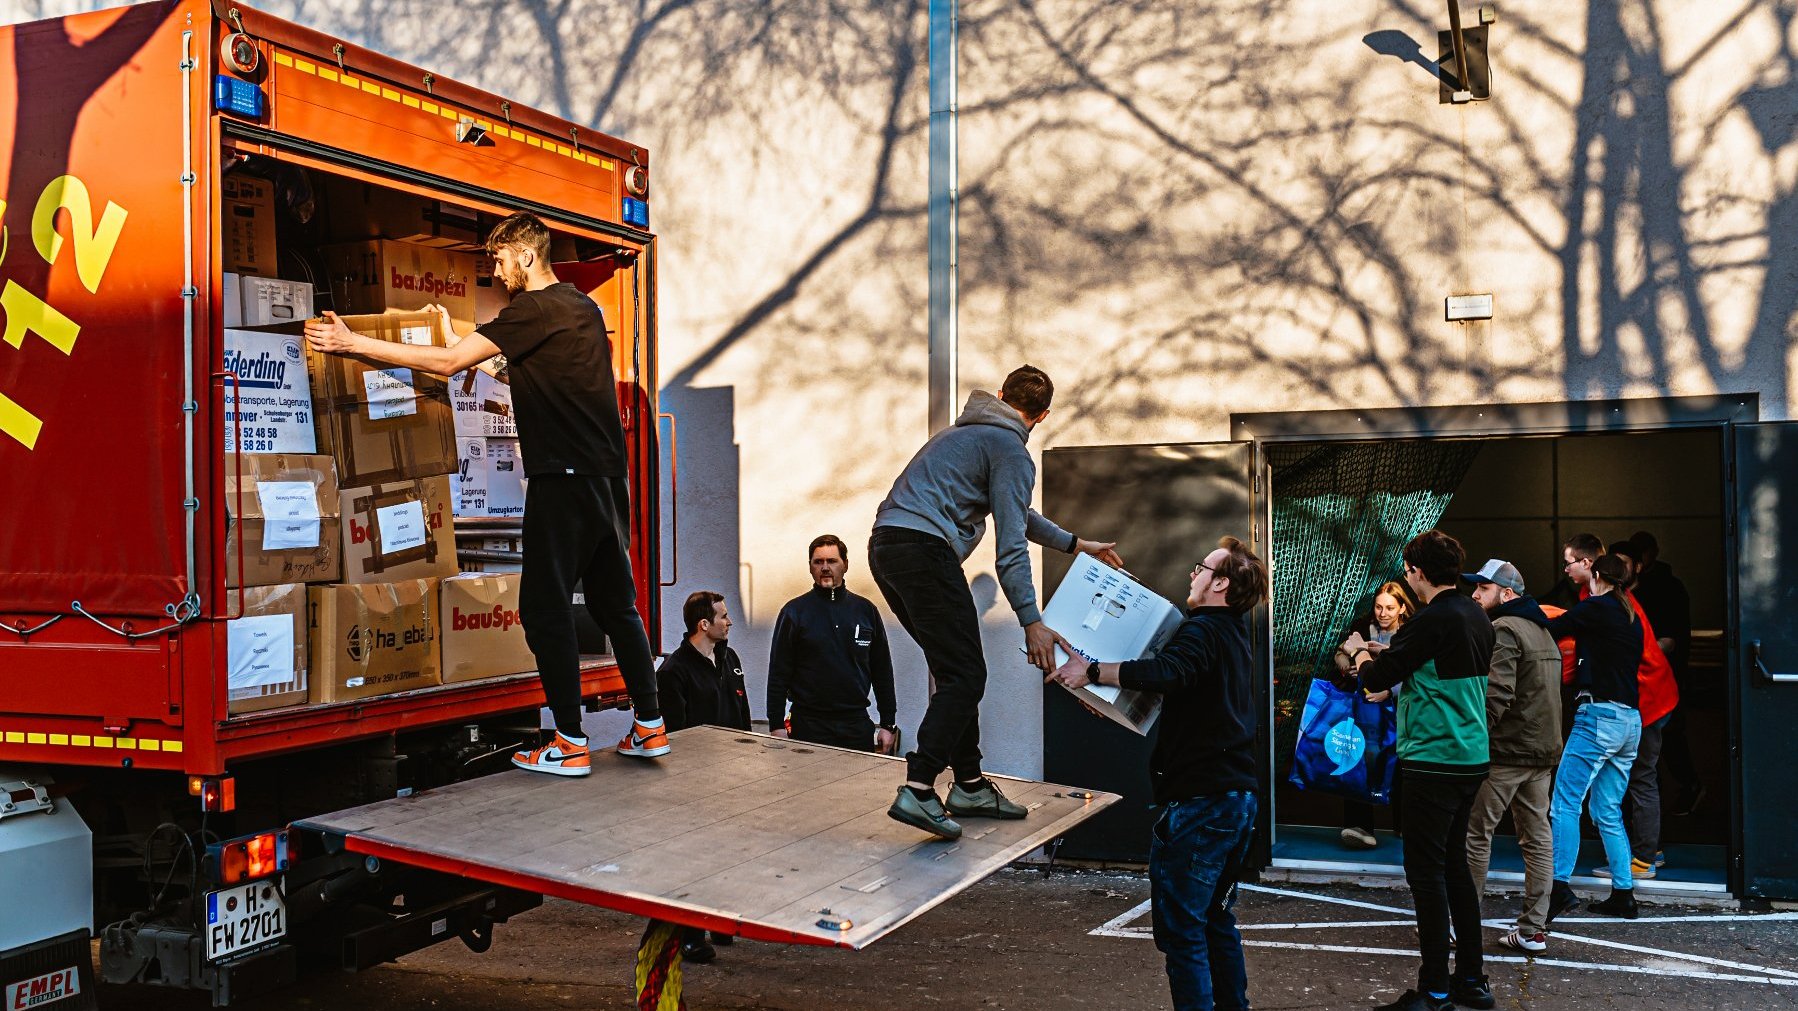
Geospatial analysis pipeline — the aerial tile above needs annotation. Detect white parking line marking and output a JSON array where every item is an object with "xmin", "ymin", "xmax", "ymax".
[
  {"xmin": 1090, "ymin": 882, "xmax": 1798, "ymax": 985},
  {"xmin": 1238, "ymin": 941, "xmax": 1798, "ymax": 987}
]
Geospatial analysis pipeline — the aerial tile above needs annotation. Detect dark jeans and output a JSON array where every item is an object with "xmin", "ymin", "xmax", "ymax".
[
  {"xmin": 1400, "ymin": 768, "xmax": 1486, "ymax": 995},
  {"xmin": 791, "ymin": 711, "xmax": 877, "ymax": 752},
  {"xmin": 868, "ymin": 528, "xmax": 986, "ymax": 785},
  {"xmin": 521, "ymin": 474, "xmax": 658, "ymax": 736},
  {"xmin": 1627, "ymin": 715, "xmax": 1669, "ymax": 861},
  {"xmin": 1150, "ymin": 791, "xmax": 1258, "ymax": 1011}
]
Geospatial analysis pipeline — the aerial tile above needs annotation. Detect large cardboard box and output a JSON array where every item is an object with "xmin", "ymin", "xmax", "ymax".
[
  {"xmin": 224, "ymin": 454, "xmax": 342, "ymax": 587},
  {"xmin": 306, "ymin": 312, "xmax": 458, "ymax": 487},
  {"xmin": 222, "ymin": 174, "xmax": 277, "ymax": 275},
  {"xmin": 223, "ymin": 329, "xmax": 317, "ymax": 454},
  {"xmin": 323, "ymin": 240, "xmax": 482, "ymax": 336},
  {"xmin": 439, "ymin": 572, "xmax": 535, "ymax": 684},
  {"xmin": 340, "ymin": 476, "xmax": 457, "ymax": 584},
  {"xmin": 309, "ymin": 579, "xmax": 441, "ymax": 703},
  {"xmin": 449, "ymin": 368, "xmax": 516, "ymax": 437},
  {"xmin": 451, "ymin": 438, "xmax": 526, "ymax": 518},
  {"xmin": 226, "ymin": 583, "xmax": 309, "ymax": 714},
  {"xmin": 1041, "ymin": 553, "xmax": 1184, "ymax": 735}
]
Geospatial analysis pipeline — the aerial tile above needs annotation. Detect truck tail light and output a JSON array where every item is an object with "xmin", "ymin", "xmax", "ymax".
[
  {"xmin": 190, "ymin": 774, "xmax": 236, "ymax": 813},
  {"xmin": 208, "ymin": 830, "xmax": 291, "ymax": 886}
]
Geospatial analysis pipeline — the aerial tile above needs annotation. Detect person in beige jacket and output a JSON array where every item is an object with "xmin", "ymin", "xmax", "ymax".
[{"xmin": 1462, "ymin": 559, "xmax": 1565, "ymax": 954}]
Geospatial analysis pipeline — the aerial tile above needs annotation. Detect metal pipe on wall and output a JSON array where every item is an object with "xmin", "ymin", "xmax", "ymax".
[{"xmin": 927, "ymin": 0, "xmax": 958, "ymax": 434}]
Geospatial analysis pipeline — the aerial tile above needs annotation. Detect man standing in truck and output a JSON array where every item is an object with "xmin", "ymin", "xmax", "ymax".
[{"xmin": 304, "ymin": 211, "xmax": 667, "ymax": 775}]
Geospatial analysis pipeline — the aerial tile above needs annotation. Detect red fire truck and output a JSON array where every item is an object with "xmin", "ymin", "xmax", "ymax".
[{"xmin": 0, "ymin": 2, "xmax": 663, "ymax": 1004}]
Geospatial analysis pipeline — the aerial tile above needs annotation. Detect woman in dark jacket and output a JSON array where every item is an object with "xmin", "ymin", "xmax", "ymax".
[{"xmin": 1545, "ymin": 553, "xmax": 1643, "ymax": 920}]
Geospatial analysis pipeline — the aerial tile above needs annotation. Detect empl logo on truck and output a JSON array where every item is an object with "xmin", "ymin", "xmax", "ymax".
[{"xmin": 5, "ymin": 967, "xmax": 81, "ymax": 1009}]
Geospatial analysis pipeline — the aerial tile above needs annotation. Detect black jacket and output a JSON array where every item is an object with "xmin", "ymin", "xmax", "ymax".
[
  {"xmin": 657, "ymin": 639, "xmax": 751, "ymax": 733},
  {"xmin": 767, "ymin": 584, "xmax": 896, "ymax": 725},
  {"xmin": 1118, "ymin": 606, "xmax": 1257, "ymax": 804},
  {"xmin": 1546, "ymin": 593, "xmax": 1642, "ymax": 708}
]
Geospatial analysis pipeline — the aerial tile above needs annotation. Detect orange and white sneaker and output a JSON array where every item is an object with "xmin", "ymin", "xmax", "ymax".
[
  {"xmin": 511, "ymin": 732, "xmax": 592, "ymax": 777},
  {"xmin": 617, "ymin": 719, "xmax": 671, "ymax": 758}
]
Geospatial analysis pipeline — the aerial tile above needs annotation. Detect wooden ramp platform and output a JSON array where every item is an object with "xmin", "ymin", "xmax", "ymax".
[{"xmin": 296, "ymin": 726, "xmax": 1118, "ymax": 949}]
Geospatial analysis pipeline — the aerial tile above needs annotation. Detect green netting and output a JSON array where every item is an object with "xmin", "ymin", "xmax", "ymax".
[{"xmin": 1268, "ymin": 440, "xmax": 1482, "ymax": 767}]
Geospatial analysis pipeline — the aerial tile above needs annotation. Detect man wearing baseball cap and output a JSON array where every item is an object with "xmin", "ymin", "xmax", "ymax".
[{"xmin": 1461, "ymin": 559, "xmax": 1564, "ymax": 954}]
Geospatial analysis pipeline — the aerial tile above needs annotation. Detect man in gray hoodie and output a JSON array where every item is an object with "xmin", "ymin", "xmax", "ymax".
[{"xmin": 870, "ymin": 365, "xmax": 1121, "ymax": 839}]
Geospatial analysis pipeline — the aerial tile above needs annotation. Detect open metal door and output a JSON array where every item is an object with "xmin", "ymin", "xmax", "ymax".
[
  {"xmin": 1041, "ymin": 442, "xmax": 1264, "ymax": 864},
  {"xmin": 1733, "ymin": 422, "xmax": 1798, "ymax": 900}
]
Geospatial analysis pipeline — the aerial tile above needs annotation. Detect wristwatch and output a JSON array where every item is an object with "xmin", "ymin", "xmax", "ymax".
[{"xmin": 1085, "ymin": 661, "xmax": 1102, "ymax": 685}]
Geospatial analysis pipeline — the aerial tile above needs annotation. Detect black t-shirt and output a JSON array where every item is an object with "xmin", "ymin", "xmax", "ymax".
[{"xmin": 478, "ymin": 283, "xmax": 626, "ymax": 478}]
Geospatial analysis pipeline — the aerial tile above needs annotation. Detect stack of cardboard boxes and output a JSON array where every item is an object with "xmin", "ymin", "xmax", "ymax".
[{"xmin": 222, "ymin": 216, "xmax": 534, "ymax": 714}]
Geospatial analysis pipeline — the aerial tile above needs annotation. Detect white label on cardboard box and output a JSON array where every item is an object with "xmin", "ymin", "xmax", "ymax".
[
  {"xmin": 364, "ymin": 368, "xmax": 419, "ymax": 420},
  {"xmin": 222, "ymin": 330, "xmax": 316, "ymax": 453},
  {"xmin": 256, "ymin": 480, "xmax": 322, "ymax": 550},
  {"xmin": 346, "ymin": 677, "xmax": 367, "ymax": 688},
  {"xmin": 398, "ymin": 324, "xmax": 436, "ymax": 346},
  {"xmin": 452, "ymin": 437, "xmax": 526, "ymax": 517},
  {"xmin": 451, "ymin": 369, "xmax": 516, "ymax": 437},
  {"xmin": 228, "ymin": 613, "xmax": 296, "ymax": 689},
  {"xmin": 376, "ymin": 499, "xmax": 428, "ymax": 552}
]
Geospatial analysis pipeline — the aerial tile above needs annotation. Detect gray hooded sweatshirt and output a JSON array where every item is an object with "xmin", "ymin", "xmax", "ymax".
[{"xmin": 874, "ymin": 391, "xmax": 1077, "ymax": 626}]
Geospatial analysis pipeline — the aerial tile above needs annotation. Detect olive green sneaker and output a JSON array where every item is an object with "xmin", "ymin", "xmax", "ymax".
[
  {"xmin": 888, "ymin": 786, "xmax": 962, "ymax": 840},
  {"xmin": 946, "ymin": 777, "xmax": 1028, "ymax": 820}
]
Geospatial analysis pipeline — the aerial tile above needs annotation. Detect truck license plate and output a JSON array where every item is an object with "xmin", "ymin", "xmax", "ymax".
[{"xmin": 204, "ymin": 880, "xmax": 286, "ymax": 960}]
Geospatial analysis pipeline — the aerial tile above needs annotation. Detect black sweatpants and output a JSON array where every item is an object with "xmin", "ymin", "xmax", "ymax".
[
  {"xmin": 868, "ymin": 527, "xmax": 986, "ymax": 785},
  {"xmin": 520, "ymin": 474, "xmax": 658, "ymax": 736},
  {"xmin": 1400, "ymin": 767, "xmax": 1487, "ymax": 995},
  {"xmin": 791, "ymin": 711, "xmax": 877, "ymax": 752}
]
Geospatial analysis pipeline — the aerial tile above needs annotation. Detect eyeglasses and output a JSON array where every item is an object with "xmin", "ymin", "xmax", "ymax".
[{"xmin": 1193, "ymin": 563, "xmax": 1216, "ymax": 577}]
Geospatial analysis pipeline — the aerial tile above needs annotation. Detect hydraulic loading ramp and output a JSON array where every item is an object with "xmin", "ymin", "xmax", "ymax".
[{"xmin": 297, "ymin": 726, "xmax": 1118, "ymax": 949}]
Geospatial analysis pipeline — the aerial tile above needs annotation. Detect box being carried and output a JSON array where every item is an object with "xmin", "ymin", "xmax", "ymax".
[
  {"xmin": 340, "ymin": 476, "xmax": 457, "ymax": 584},
  {"xmin": 439, "ymin": 572, "xmax": 534, "ymax": 684},
  {"xmin": 306, "ymin": 312, "xmax": 458, "ymax": 487},
  {"xmin": 224, "ymin": 453, "xmax": 342, "ymax": 587},
  {"xmin": 223, "ymin": 329, "xmax": 317, "ymax": 454},
  {"xmin": 323, "ymin": 240, "xmax": 482, "ymax": 337},
  {"xmin": 226, "ymin": 583, "xmax": 308, "ymax": 715},
  {"xmin": 309, "ymin": 579, "xmax": 441, "ymax": 703},
  {"xmin": 452, "ymin": 438, "xmax": 526, "ymax": 518},
  {"xmin": 1041, "ymin": 553, "xmax": 1184, "ymax": 735},
  {"xmin": 223, "ymin": 272, "xmax": 316, "ymax": 328}
]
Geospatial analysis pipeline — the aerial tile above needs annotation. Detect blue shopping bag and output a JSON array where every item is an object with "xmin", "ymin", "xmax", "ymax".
[{"xmin": 1287, "ymin": 677, "xmax": 1398, "ymax": 804}]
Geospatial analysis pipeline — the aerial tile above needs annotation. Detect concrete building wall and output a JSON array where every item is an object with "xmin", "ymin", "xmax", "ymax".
[{"xmin": 14, "ymin": 0, "xmax": 1796, "ymax": 777}]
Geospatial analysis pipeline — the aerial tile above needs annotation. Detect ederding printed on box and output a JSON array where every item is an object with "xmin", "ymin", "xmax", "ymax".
[
  {"xmin": 224, "ymin": 453, "xmax": 342, "ymax": 587},
  {"xmin": 451, "ymin": 438, "xmax": 526, "ymax": 518},
  {"xmin": 439, "ymin": 572, "xmax": 535, "ymax": 684},
  {"xmin": 1040, "ymin": 553, "xmax": 1184, "ymax": 734},
  {"xmin": 339, "ymin": 475, "xmax": 457, "ymax": 584},
  {"xmin": 223, "ymin": 330, "xmax": 317, "ymax": 454},
  {"xmin": 225, "ymin": 583, "xmax": 308, "ymax": 714},
  {"xmin": 308, "ymin": 579, "xmax": 441, "ymax": 703},
  {"xmin": 306, "ymin": 312, "xmax": 458, "ymax": 487}
]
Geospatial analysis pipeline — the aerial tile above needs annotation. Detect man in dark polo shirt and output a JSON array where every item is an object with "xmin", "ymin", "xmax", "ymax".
[
  {"xmin": 305, "ymin": 211, "xmax": 665, "ymax": 776},
  {"xmin": 1049, "ymin": 535, "xmax": 1267, "ymax": 1011}
]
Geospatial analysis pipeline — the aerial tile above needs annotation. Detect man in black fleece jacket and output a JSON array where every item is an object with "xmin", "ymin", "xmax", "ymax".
[
  {"xmin": 767, "ymin": 534, "xmax": 897, "ymax": 752},
  {"xmin": 1050, "ymin": 536, "xmax": 1267, "ymax": 1011}
]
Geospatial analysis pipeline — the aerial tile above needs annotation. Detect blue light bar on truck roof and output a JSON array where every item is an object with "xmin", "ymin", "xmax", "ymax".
[{"xmin": 622, "ymin": 197, "xmax": 649, "ymax": 229}]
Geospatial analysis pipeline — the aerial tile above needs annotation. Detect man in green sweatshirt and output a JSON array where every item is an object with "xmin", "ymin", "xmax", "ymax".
[{"xmin": 1348, "ymin": 530, "xmax": 1495, "ymax": 1011}]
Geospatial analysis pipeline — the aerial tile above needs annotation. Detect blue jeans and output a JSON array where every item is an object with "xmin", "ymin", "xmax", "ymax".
[
  {"xmin": 1551, "ymin": 701, "xmax": 1641, "ymax": 887},
  {"xmin": 1150, "ymin": 791, "xmax": 1258, "ymax": 1011}
]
